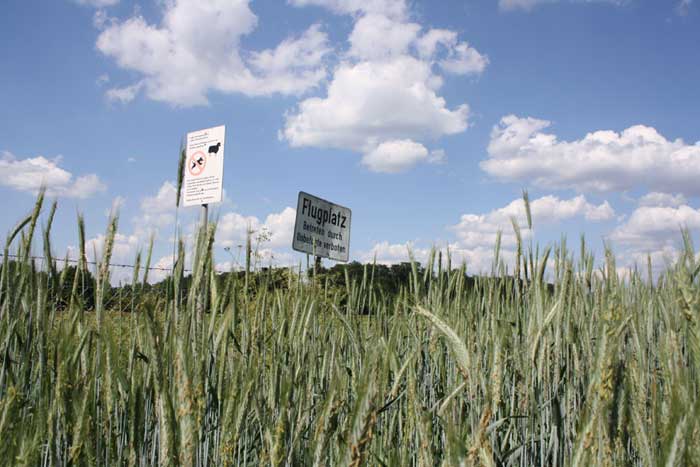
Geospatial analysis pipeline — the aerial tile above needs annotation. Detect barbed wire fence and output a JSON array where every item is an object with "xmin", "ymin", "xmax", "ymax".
[
  {"xmin": 0, "ymin": 252, "xmax": 183, "ymax": 273},
  {"xmin": 0, "ymin": 250, "xmax": 302, "ymax": 314},
  {"xmin": 1, "ymin": 252, "xmax": 180, "ymax": 313}
]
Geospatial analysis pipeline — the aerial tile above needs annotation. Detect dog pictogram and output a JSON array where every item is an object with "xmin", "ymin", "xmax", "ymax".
[{"xmin": 188, "ymin": 151, "xmax": 206, "ymax": 176}]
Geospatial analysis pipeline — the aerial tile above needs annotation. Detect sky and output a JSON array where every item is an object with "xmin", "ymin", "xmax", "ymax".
[{"xmin": 1, "ymin": 0, "xmax": 699, "ymax": 281}]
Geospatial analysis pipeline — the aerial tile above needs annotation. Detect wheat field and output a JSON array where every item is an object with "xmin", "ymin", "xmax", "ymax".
[{"xmin": 0, "ymin": 190, "xmax": 698, "ymax": 466}]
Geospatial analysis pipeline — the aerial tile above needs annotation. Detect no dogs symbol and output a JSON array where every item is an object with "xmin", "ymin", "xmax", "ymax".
[{"xmin": 188, "ymin": 151, "xmax": 206, "ymax": 176}]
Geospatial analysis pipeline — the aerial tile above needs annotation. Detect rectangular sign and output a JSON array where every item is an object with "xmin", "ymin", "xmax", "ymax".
[
  {"xmin": 292, "ymin": 191, "xmax": 352, "ymax": 262},
  {"xmin": 183, "ymin": 125, "xmax": 226, "ymax": 207}
]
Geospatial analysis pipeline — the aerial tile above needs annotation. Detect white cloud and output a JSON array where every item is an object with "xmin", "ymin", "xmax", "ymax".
[
  {"xmin": 360, "ymin": 193, "xmax": 614, "ymax": 275},
  {"xmin": 361, "ymin": 139, "xmax": 430, "ymax": 173},
  {"xmin": 148, "ymin": 254, "xmax": 183, "ymax": 283},
  {"xmin": 78, "ymin": 231, "xmax": 160, "ymax": 285},
  {"xmin": 610, "ymin": 204, "xmax": 700, "ymax": 250},
  {"xmin": 359, "ymin": 241, "xmax": 430, "ymax": 264},
  {"xmin": 105, "ymin": 81, "xmax": 144, "ymax": 104},
  {"xmin": 283, "ymin": 57, "xmax": 470, "ymax": 169},
  {"xmin": 0, "ymin": 151, "xmax": 106, "ymax": 199},
  {"xmin": 131, "ymin": 181, "xmax": 178, "ymax": 238},
  {"xmin": 348, "ymin": 14, "xmax": 420, "ymax": 60},
  {"xmin": 249, "ymin": 23, "xmax": 329, "ymax": 73},
  {"xmin": 283, "ymin": 0, "xmax": 486, "ymax": 173},
  {"xmin": 261, "ymin": 207, "xmax": 297, "ymax": 248},
  {"xmin": 415, "ymin": 29, "xmax": 456, "ymax": 58},
  {"xmin": 438, "ymin": 42, "xmax": 489, "ymax": 75},
  {"xmin": 140, "ymin": 181, "xmax": 177, "ymax": 215},
  {"xmin": 283, "ymin": 57, "xmax": 468, "ymax": 150},
  {"xmin": 113, "ymin": 182, "xmax": 296, "ymax": 272},
  {"xmin": 452, "ymin": 194, "xmax": 614, "ymax": 249},
  {"xmin": 246, "ymin": 23, "xmax": 331, "ymax": 95},
  {"xmin": 360, "ymin": 141, "xmax": 445, "ymax": 173},
  {"xmin": 96, "ymin": 0, "xmax": 330, "ymax": 106},
  {"xmin": 482, "ymin": 115, "xmax": 700, "ymax": 196},
  {"xmin": 358, "ymin": 241, "xmax": 510, "ymax": 274},
  {"xmin": 638, "ymin": 192, "xmax": 687, "ymax": 208},
  {"xmin": 607, "ymin": 201, "xmax": 700, "ymax": 275},
  {"xmin": 217, "ymin": 207, "xmax": 296, "ymax": 250},
  {"xmin": 414, "ymin": 28, "xmax": 488, "ymax": 76},
  {"xmin": 214, "ymin": 206, "xmax": 297, "ymax": 268},
  {"xmin": 79, "ymin": 232, "xmax": 139, "ymax": 266}
]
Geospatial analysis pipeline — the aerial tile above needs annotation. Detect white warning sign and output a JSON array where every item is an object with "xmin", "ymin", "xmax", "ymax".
[
  {"xmin": 183, "ymin": 125, "xmax": 225, "ymax": 207},
  {"xmin": 292, "ymin": 191, "xmax": 351, "ymax": 262}
]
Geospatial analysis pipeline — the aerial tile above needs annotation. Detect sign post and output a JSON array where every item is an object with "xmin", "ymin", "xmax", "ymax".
[
  {"xmin": 183, "ymin": 125, "xmax": 226, "ymax": 229},
  {"xmin": 292, "ymin": 191, "xmax": 352, "ymax": 263}
]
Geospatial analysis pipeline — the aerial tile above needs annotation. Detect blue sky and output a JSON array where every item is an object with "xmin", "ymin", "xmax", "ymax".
[{"xmin": 1, "ymin": 0, "xmax": 699, "ymax": 280}]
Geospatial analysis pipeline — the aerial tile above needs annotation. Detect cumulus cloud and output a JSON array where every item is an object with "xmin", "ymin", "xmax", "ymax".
[
  {"xmin": 610, "ymin": 204, "xmax": 700, "ymax": 250},
  {"xmin": 212, "ymin": 206, "xmax": 298, "ymax": 268},
  {"xmin": 0, "ymin": 151, "xmax": 106, "ymax": 198},
  {"xmin": 67, "ymin": 230, "xmax": 140, "ymax": 285},
  {"xmin": 131, "ymin": 181, "xmax": 179, "ymax": 239},
  {"xmin": 85, "ymin": 232, "xmax": 139, "ymax": 263},
  {"xmin": 282, "ymin": 57, "xmax": 472, "ymax": 171},
  {"xmin": 140, "ymin": 181, "xmax": 177, "ymax": 215},
  {"xmin": 148, "ymin": 254, "xmax": 178, "ymax": 283},
  {"xmin": 96, "ymin": 0, "xmax": 331, "ymax": 106},
  {"xmin": 217, "ymin": 207, "xmax": 296, "ymax": 250},
  {"xmin": 358, "ymin": 241, "xmax": 517, "ymax": 274},
  {"xmin": 283, "ymin": 0, "xmax": 486, "ymax": 173},
  {"xmin": 348, "ymin": 14, "xmax": 420, "ymax": 60},
  {"xmin": 451, "ymin": 194, "xmax": 614, "ymax": 249},
  {"xmin": 482, "ymin": 115, "xmax": 700, "ymax": 196},
  {"xmin": 74, "ymin": 185, "xmax": 299, "ymax": 282},
  {"xmin": 250, "ymin": 23, "xmax": 329, "ymax": 67},
  {"xmin": 104, "ymin": 179, "xmax": 298, "ymax": 274},
  {"xmin": 362, "ymin": 140, "xmax": 431, "ymax": 173},
  {"xmin": 69, "ymin": 230, "xmax": 157, "ymax": 285},
  {"xmin": 105, "ymin": 82, "xmax": 144, "ymax": 104},
  {"xmin": 360, "ymin": 193, "xmax": 614, "ymax": 275},
  {"xmin": 283, "ymin": 57, "xmax": 468, "ymax": 151},
  {"xmin": 438, "ymin": 42, "xmax": 490, "ymax": 75},
  {"xmin": 359, "ymin": 241, "xmax": 428, "ymax": 264},
  {"xmin": 606, "ymin": 201, "xmax": 700, "ymax": 275},
  {"xmin": 246, "ymin": 23, "xmax": 331, "ymax": 95},
  {"xmin": 638, "ymin": 192, "xmax": 687, "ymax": 208}
]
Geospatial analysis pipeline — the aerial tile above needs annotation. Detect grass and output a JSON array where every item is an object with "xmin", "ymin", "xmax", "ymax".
[{"xmin": 0, "ymin": 190, "xmax": 699, "ymax": 466}]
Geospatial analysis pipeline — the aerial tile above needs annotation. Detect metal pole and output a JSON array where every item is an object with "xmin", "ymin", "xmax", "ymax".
[
  {"xmin": 198, "ymin": 203, "xmax": 209, "ymax": 315},
  {"xmin": 201, "ymin": 203, "xmax": 209, "ymax": 230}
]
